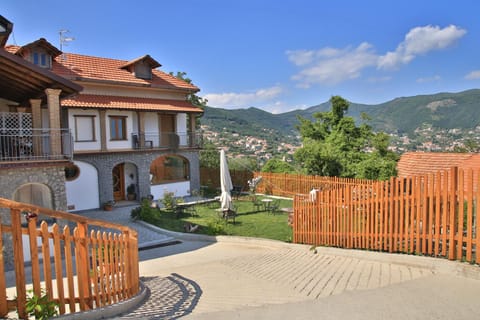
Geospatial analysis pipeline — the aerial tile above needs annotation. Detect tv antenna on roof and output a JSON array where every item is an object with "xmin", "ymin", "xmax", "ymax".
[{"xmin": 59, "ymin": 29, "xmax": 75, "ymax": 51}]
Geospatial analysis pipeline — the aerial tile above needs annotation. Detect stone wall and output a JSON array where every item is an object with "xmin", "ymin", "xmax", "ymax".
[
  {"xmin": 75, "ymin": 150, "xmax": 201, "ymax": 206},
  {"xmin": 0, "ymin": 164, "xmax": 68, "ymax": 270},
  {"xmin": 0, "ymin": 164, "xmax": 68, "ymax": 211}
]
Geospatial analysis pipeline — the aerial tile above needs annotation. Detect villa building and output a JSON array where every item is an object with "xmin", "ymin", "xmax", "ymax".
[{"xmin": 0, "ymin": 15, "xmax": 203, "ymax": 212}]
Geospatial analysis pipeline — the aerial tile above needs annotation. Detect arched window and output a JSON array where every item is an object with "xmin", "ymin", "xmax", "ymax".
[
  {"xmin": 150, "ymin": 155, "xmax": 189, "ymax": 185},
  {"xmin": 14, "ymin": 183, "xmax": 53, "ymax": 209}
]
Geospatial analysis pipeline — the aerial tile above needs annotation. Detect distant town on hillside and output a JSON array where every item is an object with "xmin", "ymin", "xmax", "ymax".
[{"xmin": 200, "ymin": 89, "xmax": 480, "ymax": 165}]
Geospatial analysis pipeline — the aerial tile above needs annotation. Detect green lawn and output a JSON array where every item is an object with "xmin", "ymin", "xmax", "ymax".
[{"xmin": 138, "ymin": 195, "xmax": 293, "ymax": 242}]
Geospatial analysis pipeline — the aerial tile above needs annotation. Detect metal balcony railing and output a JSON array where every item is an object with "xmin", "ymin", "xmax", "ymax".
[
  {"xmin": 131, "ymin": 132, "xmax": 203, "ymax": 150},
  {"xmin": 0, "ymin": 129, "xmax": 73, "ymax": 162}
]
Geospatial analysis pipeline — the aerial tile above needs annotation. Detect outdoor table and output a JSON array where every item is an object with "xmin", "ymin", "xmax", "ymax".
[{"xmin": 261, "ymin": 198, "xmax": 273, "ymax": 211}]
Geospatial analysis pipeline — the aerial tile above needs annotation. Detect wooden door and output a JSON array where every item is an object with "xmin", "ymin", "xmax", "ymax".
[
  {"xmin": 112, "ymin": 163, "xmax": 125, "ymax": 201},
  {"xmin": 160, "ymin": 114, "xmax": 175, "ymax": 146}
]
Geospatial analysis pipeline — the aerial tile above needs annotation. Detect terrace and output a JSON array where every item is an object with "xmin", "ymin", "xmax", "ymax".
[
  {"xmin": 131, "ymin": 132, "xmax": 203, "ymax": 150},
  {"xmin": 0, "ymin": 128, "xmax": 73, "ymax": 162}
]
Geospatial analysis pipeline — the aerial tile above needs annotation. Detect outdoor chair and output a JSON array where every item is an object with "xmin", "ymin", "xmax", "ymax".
[
  {"xmin": 253, "ymin": 199, "xmax": 263, "ymax": 212},
  {"xmin": 268, "ymin": 200, "xmax": 280, "ymax": 214},
  {"xmin": 174, "ymin": 205, "xmax": 185, "ymax": 218},
  {"xmin": 231, "ymin": 185, "xmax": 243, "ymax": 200},
  {"xmin": 222, "ymin": 205, "xmax": 238, "ymax": 224}
]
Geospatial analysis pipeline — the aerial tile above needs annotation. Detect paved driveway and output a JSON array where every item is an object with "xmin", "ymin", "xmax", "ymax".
[
  {"xmin": 76, "ymin": 205, "xmax": 480, "ymax": 320},
  {"xmin": 122, "ymin": 238, "xmax": 480, "ymax": 320}
]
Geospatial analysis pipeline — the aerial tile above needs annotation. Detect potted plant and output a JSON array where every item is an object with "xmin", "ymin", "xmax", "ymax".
[
  {"xmin": 103, "ymin": 200, "xmax": 115, "ymax": 211},
  {"xmin": 127, "ymin": 184, "xmax": 136, "ymax": 201}
]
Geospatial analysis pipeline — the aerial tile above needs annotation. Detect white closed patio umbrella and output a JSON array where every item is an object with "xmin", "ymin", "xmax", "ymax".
[{"xmin": 219, "ymin": 149, "xmax": 233, "ymax": 211}]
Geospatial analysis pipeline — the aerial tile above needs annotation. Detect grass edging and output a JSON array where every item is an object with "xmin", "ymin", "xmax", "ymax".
[{"xmin": 136, "ymin": 220, "xmax": 299, "ymax": 249}]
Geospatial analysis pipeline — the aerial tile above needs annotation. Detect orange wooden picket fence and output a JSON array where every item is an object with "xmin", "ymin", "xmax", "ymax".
[
  {"xmin": 293, "ymin": 167, "xmax": 480, "ymax": 263},
  {"xmin": 254, "ymin": 171, "xmax": 374, "ymax": 197},
  {"xmin": 0, "ymin": 198, "xmax": 139, "ymax": 319}
]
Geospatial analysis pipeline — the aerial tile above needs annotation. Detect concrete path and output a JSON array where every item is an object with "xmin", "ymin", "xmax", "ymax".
[
  {"xmin": 76, "ymin": 205, "xmax": 480, "ymax": 320},
  {"xmin": 77, "ymin": 204, "xmax": 177, "ymax": 249}
]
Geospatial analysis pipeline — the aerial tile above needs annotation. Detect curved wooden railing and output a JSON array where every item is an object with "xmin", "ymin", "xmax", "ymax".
[{"xmin": 0, "ymin": 198, "xmax": 139, "ymax": 319}]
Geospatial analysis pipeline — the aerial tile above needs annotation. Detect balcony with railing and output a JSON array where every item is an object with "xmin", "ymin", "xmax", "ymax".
[
  {"xmin": 0, "ymin": 129, "xmax": 73, "ymax": 163},
  {"xmin": 131, "ymin": 132, "xmax": 203, "ymax": 150}
]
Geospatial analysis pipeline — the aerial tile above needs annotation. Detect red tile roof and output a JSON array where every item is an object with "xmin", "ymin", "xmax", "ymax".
[
  {"xmin": 62, "ymin": 94, "xmax": 203, "ymax": 113},
  {"xmin": 397, "ymin": 152, "xmax": 477, "ymax": 177},
  {"xmin": 398, "ymin": 152, "xmax": 480, "ymax": 191},
  {"xmin": 120, "ymin": 54, "xmax": 161, "ymax": 69},
  {"xmin": 5, "ymin": 45, "xmax": 199, "ymax": 92},
  {"xmin": 53, "ymin": 52, "xmax": 199, "ymax": 92}
]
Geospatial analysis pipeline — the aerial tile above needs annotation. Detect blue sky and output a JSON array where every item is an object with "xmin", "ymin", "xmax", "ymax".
[{"xmin": 3, "ymin": 0, "xmax": 480, "ymax": 113}]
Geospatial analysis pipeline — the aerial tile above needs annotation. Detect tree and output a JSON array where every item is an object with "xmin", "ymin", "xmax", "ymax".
[
  {"xmin": 199, "ymin": 142, "xmax": 219, "ymax": 168},
  {"xmin": 294, "ymin": 95, "xmax": 398, "ymax": 180},
  {"xmin": 228, "ymin": 156, "xmax": 260, "ymax": 172},
  {"xmin": 261, "ymin": 158, "xmax": 296, "ymax": 173},
  {"xmin": 170, "ymin": 71, "xmax": 208, "ymax": 130},
  {"xmin": 169, "ymin": 71, "xmax": 208, "ymax": 109}
]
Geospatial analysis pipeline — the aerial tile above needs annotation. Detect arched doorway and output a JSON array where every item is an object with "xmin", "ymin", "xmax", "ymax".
[
  {"xmin": 14, "ymin": 183, "xmax": 53, "ymax": 209},
  {"xmin": 112, "ymin": 162, "xmax": 138, "ymax": 202},
  {"xmin": 112, "ymin": 163, "xmax": 125, "ymax": 201}
]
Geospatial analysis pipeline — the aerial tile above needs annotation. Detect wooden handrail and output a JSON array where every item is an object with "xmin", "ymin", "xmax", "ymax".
[
  {"xmin": 0, "ymin": 198, "xmax": 139, "ymax": 319},
  {"xmin": 0, "ymin": 198, "xmax": 136, "ymax": 235}
]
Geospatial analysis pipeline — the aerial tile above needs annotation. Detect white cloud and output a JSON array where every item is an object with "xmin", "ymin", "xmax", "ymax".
[
  {"xmin": 266, "ymin": 101, "xmax": 310, "ymax": 114},
  {"xmin": 416, "ymin": 75, "xmax": 441, "ymax": 83},
  {"xmin": 203, "ymin": 86, "xmax": 283, "ymax": 109},
  {"xmin": 286, "ymin": 47, "xmax": 344, "ymax": 66},
  {"xmin": 465, "ymin": 70, "xmax": 480, "ymax": 80},
  {"xmin": 288, "ymin": 24, "xmax": 466, "ymax": 87},
  {"xmin": 288, "ymin": 42, "xmax": 378, "ymax": 87},
  {"xmin": 286, "ymin": 50, "xmax": 315, "ymax": 66},
  {"xmin": 378, "ymin": 25, "xmax": 466, "ymax": 70}
]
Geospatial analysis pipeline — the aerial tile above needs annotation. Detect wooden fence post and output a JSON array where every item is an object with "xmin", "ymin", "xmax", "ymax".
[
  {"xmin": 448, "ymin": 167, "xmax": 458, "ymax": 260},
  {"xmin": 11, "ymin": 209, "xmax": 26, "ymax": 319},
  {"xmin": 0, "ymin": 221, "xmax": 7, "ymax": 317},
  {"xmin": 75, "ymin": 222, "xmax": 92, "ymax": 310}
]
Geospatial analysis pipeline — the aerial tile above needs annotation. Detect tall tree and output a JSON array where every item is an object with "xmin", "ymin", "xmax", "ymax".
[
  {"xmin": 169, "ymin": 71, "xmax": 208, "ymax": 109},
  {"xmin": 170, "ymin": 71, "xmax": 208, "ymax": 130},
  {"xmin": 199, "ymin": 141, "xmax": 219, "ymax": 168},
  {"xmin": 294, "ymin": 96, "xmax": 398, "ymax": 180},
  {"xmin": 261, "ymin": 158, "xmax": 296, "ymax": 173}
]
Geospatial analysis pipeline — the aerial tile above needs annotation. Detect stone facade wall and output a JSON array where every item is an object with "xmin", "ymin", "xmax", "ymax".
[
  {"xmin": 74, "ymin": 150, "xmax": 201, "ymax": 206},
  {"xmin": 0, "ymin": 165, "xmax": 68, "ymax": 211},
  {"xmin": 0, "ymin": 164, "xmax": 67, "ymax": 270}
]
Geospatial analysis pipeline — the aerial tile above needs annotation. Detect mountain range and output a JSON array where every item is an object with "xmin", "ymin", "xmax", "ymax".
[{"xmin": 201, "ymin": 89, "xmax": 480, "ymax": 139}]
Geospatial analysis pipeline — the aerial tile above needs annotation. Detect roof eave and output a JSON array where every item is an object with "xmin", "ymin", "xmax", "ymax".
[{"xmin": 70, "ymin": 76, "xmax": 198, "ymax": 92}]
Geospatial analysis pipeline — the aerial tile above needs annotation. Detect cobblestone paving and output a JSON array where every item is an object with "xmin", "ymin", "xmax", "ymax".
[
  {"xmin": 116, "ymin": 274, "xmax": 202, "ymax": 319},
  {"xmin": 126, "ymin": 245, "xmax": 436, "ymax": 318},
  {"xmin": 221, "ymin": 247, "xmax": 434, "ymax": 299}
]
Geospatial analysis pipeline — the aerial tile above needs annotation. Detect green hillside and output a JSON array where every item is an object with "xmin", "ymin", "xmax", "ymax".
[
  {"xmin": 369, "ymin": 89, "xmax": 480, "ymax": 133},
  {"xmin": 202, "ymin": 89, "xmax": 480, "ymax": 137}
]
